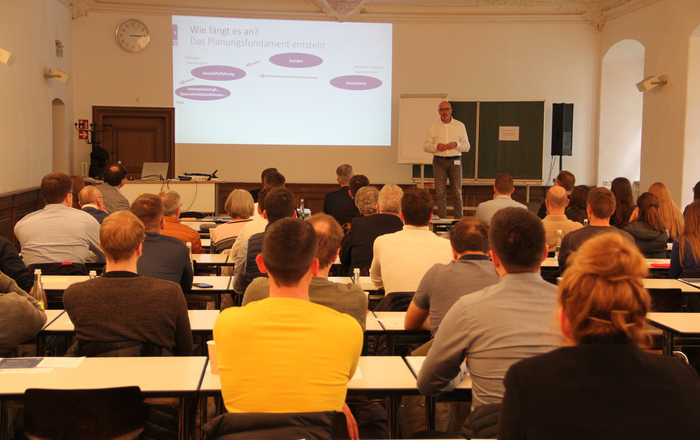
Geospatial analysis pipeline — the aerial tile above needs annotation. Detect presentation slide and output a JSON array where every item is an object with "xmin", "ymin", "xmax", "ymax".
[{"xmin": 172, "ymin": 16, "xmax": 392, "ymax": 146}]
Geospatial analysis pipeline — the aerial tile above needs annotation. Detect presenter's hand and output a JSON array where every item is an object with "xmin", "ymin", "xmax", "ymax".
[
  {"xmin": 448, "ymin": 142, "xmax": 457, "ymax": 149},
  {"xmin": 437, "ymin": 143, "xmax": 447, "ymax": 151},
  {"xmin": 342, "ymin": 403, "xmax": 359, "ymax": 440}
]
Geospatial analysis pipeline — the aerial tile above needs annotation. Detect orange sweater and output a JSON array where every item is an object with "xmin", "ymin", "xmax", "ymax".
[{"xmin": 162, "ymin": 216, "xmax": 204, "ymax": 254}]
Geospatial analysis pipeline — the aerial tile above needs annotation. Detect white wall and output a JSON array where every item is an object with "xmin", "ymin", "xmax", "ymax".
[
  {"xmin": 601, "ymin": 0, "xmax": 700, "ymax": 205},
  {"xmin": 0, "ymin": 0, "xmax": 73, "ymax": 193},
  {"xmin": 684, "ymin": 27, "xmax": 700, "ymax": 210},
  {"xmin": 598, "ymin": 40, "xmax": 644, "ymax": 187},
  {"xmin": 71, "ymin": 12, "xmax": 600, "ymax": 185}
]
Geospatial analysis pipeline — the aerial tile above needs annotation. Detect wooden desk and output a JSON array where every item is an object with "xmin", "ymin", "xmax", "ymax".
[
  {"xmin": 0, "ymin": 356, "xmax": 207, "ymax": 440},
  {"xmin": 646, "ymin": 312, "xmax": 700, "ymax": 356},
  {"xmin": 121, "ymin": 180, "xmax": 224, "ymax": 215}
]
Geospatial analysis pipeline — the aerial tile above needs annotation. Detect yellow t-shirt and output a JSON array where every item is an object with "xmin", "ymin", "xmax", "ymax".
[{"xmin": 213, "ymin": 297, "xmax": 363, "ymax": 413}]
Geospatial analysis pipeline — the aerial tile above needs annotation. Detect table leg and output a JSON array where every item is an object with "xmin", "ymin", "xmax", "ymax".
[
  {"xmin": 0, "ymin": 400, "xmax": 7, "ymax": 440},
  {"xmin": 662, "ymin": 331, "xmax": 674, "ymax": 356},
  {"xmin": 387, "ymin": 334, "xmax": 395, "ymax": 356}
]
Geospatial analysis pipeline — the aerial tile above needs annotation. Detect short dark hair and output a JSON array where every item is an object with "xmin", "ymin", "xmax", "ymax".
[
  {"xmin": 555, "ymin": 171, "xmax": 576, "ymax": 192},
  {"xmin": 349, "ymin": 175, "xmax": 370, "ymax": 198},
  {"xmin": 262, "ymin": 218, "xmax": 317, "ymax": 287},
  {"xmin": 450, "ymin": 218, "xmax": 490, "ymax": 254},
  {"xmin": 104, "ymin": 163, "xmax": 128, "ymax": 187},
  {"xmin": 588, "ymin": 187, "xmax": 616, "ymax": 219},
  {"xmin": 264, "ymin": 187, "xmax": 296, "ymax": 223},
  {"xmin": 263, "ymin": 171, "xmax": 286, "ymax": 189},
  {"xmin": 401, "ymin": 187, "xmax": 433, "ymax": 226},
  {"xmin": 260, "ymin": 167, "xmax": 278, "ymax": 183},
  {"xmin": 41, "ymin": 172, "xmax": 72, "ymax": 204},
  {"xmin": 130, "ymin": 193, "xmax": 164, "ymax": 230},
  {"xmin": 306, "ymin": 213, "xmax": 343, "ymax": 268},
  {"xmin": 489, "ymin": 207, "xmax": 545, "ymax": 271},
  {"xmin": 495, "ymin": 173, "xmax": 514, "ymax": 194},
  {"xmin": 257, "ymin": 186, "xmax": 270, "ymax": 212}
]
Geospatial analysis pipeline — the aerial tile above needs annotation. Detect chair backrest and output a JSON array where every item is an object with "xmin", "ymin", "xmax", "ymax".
[
  {"xmin": 24, "ymin": 386, "xmax": 144, "ymax": 440},
  {"xmin": 648, "ymin": 288, "xmax": 686, "ymax": 312},
  {"xmin": 203, "ymin": 410, "xmax": 348, "ymax": 440}
]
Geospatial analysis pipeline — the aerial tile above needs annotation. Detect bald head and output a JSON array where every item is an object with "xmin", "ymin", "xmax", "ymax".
[
  {"xmin": 546, "ymin": 186, "xmax": 569, "ymax": 213},
  {"xmin": 78, "ymin": 186, "xmax": 102, "ymax": 208}
]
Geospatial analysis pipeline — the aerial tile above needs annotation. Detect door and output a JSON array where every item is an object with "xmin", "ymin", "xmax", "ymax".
[{"xmin": 93, "ymin": 106, "xmax": 175, "ymax": 179}]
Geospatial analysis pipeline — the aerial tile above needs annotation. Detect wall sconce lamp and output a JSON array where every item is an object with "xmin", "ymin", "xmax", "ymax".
[
  {"xmin": 636, "ymin": 75, "xmax": 668, "ymax": 92},
  {"xmin": 0, "ymin": 48, "xmax": 16, "ymax": 66},
  {"xmin": 44, "ymin": 68, "xmax": 70, "ymax": 84}
]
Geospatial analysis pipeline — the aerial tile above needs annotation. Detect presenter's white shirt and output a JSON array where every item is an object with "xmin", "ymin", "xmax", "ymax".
[{"xmin": 423, "ymin": 118, "xmax": 471, "ymax": 158}]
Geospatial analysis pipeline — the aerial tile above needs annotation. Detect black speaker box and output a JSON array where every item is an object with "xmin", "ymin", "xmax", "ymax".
[{"xmin": 551, "ymin": 103, "xmax": 573, "ymax": 156}]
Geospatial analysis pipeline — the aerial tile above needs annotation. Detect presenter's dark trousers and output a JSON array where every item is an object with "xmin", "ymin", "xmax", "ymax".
[{"xmin": 433, "ymin": 155, "xmax": 463, "ymax": 219}]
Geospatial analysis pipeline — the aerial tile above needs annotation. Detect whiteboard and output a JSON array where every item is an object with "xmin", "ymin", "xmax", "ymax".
[{"xmin": 398, "ymin": 94, "xmax": 447, "ymax": 164}]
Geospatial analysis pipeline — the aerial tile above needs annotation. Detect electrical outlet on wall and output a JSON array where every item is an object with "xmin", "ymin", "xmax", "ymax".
[
  {"xmin": 81, "ymin": 162, "xmax": 88, "ymax": 176},
  {"xmin": 603, "ymin": 180, "xmax": 612, "ymax": 186}
]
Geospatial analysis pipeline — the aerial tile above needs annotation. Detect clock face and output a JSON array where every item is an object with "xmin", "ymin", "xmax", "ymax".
[{"xmin": 116, "ymin": 19, "xmax": 150, "ymax": 53}]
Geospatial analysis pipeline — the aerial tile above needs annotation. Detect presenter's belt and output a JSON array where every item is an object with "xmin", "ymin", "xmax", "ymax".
[{"xmin": 434, "ymin": 155, "xmax": 461, "ymax": 159}]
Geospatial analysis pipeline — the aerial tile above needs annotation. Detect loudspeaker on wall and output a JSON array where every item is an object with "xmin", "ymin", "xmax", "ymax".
[{"xmin": 551, "ymin": 103, "xmax": 573, "ymax": 156}]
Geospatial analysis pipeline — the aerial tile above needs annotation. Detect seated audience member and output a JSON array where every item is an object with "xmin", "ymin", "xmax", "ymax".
[
  {"xmin": 417, "ymin": 208, "xmax": 564, "ymax": 438},
  {"xmin": 249, "ymin": 167, "xmax": 277, "ymax": 203},
  {"xmin": 0, "ymin": 237, "xmax": 33, "ymax": 292},
  {"xmin": 610, "ymin": 177, "xmax": 635, "ymax": 229},
  {"xmin": 537, "ymin": 170, "xmax": 575, "ymax": 219},
  {"xmin": 344, "ymin": 186, "xmax": 379, "ymax": 237},
  {"xmin": 684, "ymin": 181, "xmax": 700, "ymax": 216},
  {"xmin": 159, "ymin": 189, "xmax": 204, "ymax": 254},
  {"xmin": 243, "ymin": 213, "xmax": 367, "ymax": 331},
  {"xmin": 405, "ymin": 218, "xmax": 499, "ymax": 336},
  {"xmin": 475, "ymin": 173, "xmax": 527, "ymax": 223},
  {"xmin": 565, "ymin": 185, "xmax": 590, "ymax": 224},
  {"xmin": 210, "ymin": 189, "xmax": 254, "ymax": 253},
  {"xmin": 95, "ymin": 163, "xmax": 130, "ymax": 213},
  {"xmin": 214, "ymin": 218, "xmax": 362, "ymax": 437},
  {"xmin": 331, "ymin": 174, "xmax": 370, "ymax": 227},
  {"xmin": 233, "ymin": 187, "xmax": 296, "ymax": 295},
  {"xmin": 648, "ymin": 181, "xmax": 684, "ymax": 241},
  {"xmin": 558, "ymin": 187, "xmax": 635, "ymax": 273},
  {"xmin": 340, "ymin": 184, "xmax": 404, "ymax": 275},
  {"xmin": 70, "ymin": 175, "xmax": 85, "ymax": 209},
  {"xmin": 78, "ymin": 186, "xmax": 109, "ymax": 224},
  {"xmin": 15, "ymin": 172, "xmax": 105, "ymax": 275},
  {"xmin": 0, "ymin": 272, "xmax": 46, "ymax": 356},
  {"xmin": 542, "ymin": 186, "xmax": 583, "ymax": 254},
  {"xmin": 228, "ymin": 187, "xmax": 271, "ymax": 269},
  {"xmin": 370, "ymin": 187, "xmax": 452, "ymax": 293},
  {"xmin": 624, "ymin": 192, "xmax": 668, "ymax": 258},
  {"xmin": 130, "ymin": 194, "xmax": 193, "ymax": 293},
  {"xmin": 498, "ymin": 233, "xmax": 700, "ymax": 440},
  {"xmin": 669, "ymin": 200, "xmax": 700, "ymax": 279},
  {"xmin": 64, "ymin": 211, "xmax": 192, "ymax": 357},
  {"xmin": 323, "ymin": 164, "xmax": 354, "ymax": 215}
]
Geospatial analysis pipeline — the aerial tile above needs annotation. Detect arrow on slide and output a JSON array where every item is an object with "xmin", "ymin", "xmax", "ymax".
[
  {"xmin": 260, "ymin": 73, "xmax": 318, "ymax": 80},
  {"xmin": 179, "ymin": 78, "xmax": 195, "ymax": 85},
  {"xmin": 246, "ymin": 61, "xmax": 260, "ymax": 67}
]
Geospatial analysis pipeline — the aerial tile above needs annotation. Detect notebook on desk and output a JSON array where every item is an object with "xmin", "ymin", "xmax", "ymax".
[{"xmin": 140, "ymin": 162, "xmax": 169, "ymax": 180}]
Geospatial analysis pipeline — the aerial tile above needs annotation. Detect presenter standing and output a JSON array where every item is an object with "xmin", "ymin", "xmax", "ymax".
[{"xmin": 423, "ymin": 101, "xmax": 470, "ymax": 219}]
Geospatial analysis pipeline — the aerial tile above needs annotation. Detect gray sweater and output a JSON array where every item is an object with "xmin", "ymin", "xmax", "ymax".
[{"xmin": 0, "ymin": 273, "xmax": 46, "ymax": 356}]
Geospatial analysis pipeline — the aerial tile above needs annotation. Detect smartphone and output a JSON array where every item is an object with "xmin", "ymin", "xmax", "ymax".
[{"xmin": 193, "ymin": 282, "xmax": 213, "ymax": 288}]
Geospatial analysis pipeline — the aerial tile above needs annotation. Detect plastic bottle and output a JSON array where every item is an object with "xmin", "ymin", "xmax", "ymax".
[
  {"xmin": 89, "ymin": 270, "xmax": 97, "ymax": 279},
  {"xmin": 555, "ymin": 229, "xmax": 563, "ymax": 259},
  {"xmin": 187, "ymin": 242, "xmax": 194, "ymax": 270},
  {"xmin": 353, "ymin": 268, "xmax": 361, "ymax": 285}
]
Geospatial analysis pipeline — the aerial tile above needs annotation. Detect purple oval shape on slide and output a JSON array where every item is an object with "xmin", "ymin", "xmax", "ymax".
[
  {"xmin": 269, "ymin": 53, "xmax": 323, "ymax": 68},
  {"xmin": 175, "ymin": 86, "xmax": 231, "ymax": 101},
  {"xmin": 191, "ymin": 65, "xmax": 246, "ymax": 81},
  {"xmin": 330, "ymin": 75, "xmax": 382, "ymax": 91}
]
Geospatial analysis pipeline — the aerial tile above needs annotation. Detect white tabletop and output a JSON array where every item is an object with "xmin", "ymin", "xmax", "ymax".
[
  {"xmin": 328, "ymin": 276, "xmax": 375, "ymax": 292},
  {"xmin": 181, "ymin": 221, "xmax": 219, "ymax": 232},
  {"xmin": 192, "ymin": 276, "xmax": 232, "ymax": 291},
  {"xmin": 40, "ymin": 275, "xmax": 231, "ymax": 292},
  {"xmin": 373, "ymin": 311, "xmax": 409, "ymax": 331},
  {"xmin": 646, "ymin": 312, "xmax": 700, "ymax": 335},
  {"xmin": 0, "ymin": 356, "xmax": 207, "ymax": 397},
  {"xmin": 404, "ymin": 356, "xmax": 472, "ymax": 390},
  {"xmin": 643, "ymin": 278, "xmax": 700, "ymax": 293},
  {"xmin": 365, "ymin": 312, "xmax": 383, "ymax": 332},
  {"xmin": 41, "ymin": 310, "xmax": 65, "ymax": 329},
  {"xmin": 199, "ymin": 356, "xmax": 418, "ymax": 394},
  {"xmin": 193, "ymin": 254, "xmax": 234, "ymax": 265},
  {"xmin": 42, "ymin": 310, "xmax": 220, "ymax": 333}
]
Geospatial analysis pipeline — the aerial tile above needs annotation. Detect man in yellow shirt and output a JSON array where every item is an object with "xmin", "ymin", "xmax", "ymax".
[{"xmin": 214, "ymin": 217, "xmax": 363, "ymax": 438}]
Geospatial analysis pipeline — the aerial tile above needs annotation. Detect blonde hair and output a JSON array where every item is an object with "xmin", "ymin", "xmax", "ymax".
[
  {"xmin": 559, "ymin": 232, "xmax": 650, "ymax": 346},
  {"xmin": 100, "ymin": 211, "xmax": 145, "ymax": 262},
  {"xmin": 648, "ymin": 182, "xmax": 684, "ymax": 240},
  {"xmin": 224, "ymin": 189, "xmax": 254, "ymax": 219}
]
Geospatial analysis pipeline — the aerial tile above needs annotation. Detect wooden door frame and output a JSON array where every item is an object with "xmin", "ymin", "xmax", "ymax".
[{"xmin": 92, "ymin": 106, "xmax": 175, "ymax": 178}]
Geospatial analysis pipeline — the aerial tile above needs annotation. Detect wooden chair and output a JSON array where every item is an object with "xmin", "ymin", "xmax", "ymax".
[{"xmin": 23, "ymin": 386, "xmax": 144, "ymax": 440}]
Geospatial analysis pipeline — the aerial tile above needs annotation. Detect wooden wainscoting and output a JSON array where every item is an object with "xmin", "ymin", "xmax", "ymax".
[{"xmin": 0, "ymin": 188, "xmax": 44, "ymax": 249}]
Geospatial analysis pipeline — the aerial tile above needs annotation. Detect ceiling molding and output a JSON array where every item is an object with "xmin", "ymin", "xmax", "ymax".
[{"xmin": 71, "ymin": 0, "xmax": 656, "ymax": 26}]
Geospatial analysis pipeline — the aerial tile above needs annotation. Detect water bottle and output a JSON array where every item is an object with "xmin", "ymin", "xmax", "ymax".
[
  {"xmin": 187, "ymin": 242, "xmax": 194, "ymax": 270},
  {"xmin": 353, "ymin": 268, "xmax": 361, "ymax": 285},
  {"xmin": 31, "ymin": 269, "xmax": 47, "ymax": 310},
  {"xmin": 583, "ymin": 218, "xmax": 589, "ymax": 226},
  {"xmin": 89, "ymin": 270, "xmax": 97, "ymax": 279},
  {"xmin": 555, "ymin": 229, "xmax": 562, "ymax": 259},
  {"xmin": 299, "ymin": 199, "xmax": 306, "ymax": 219}
]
